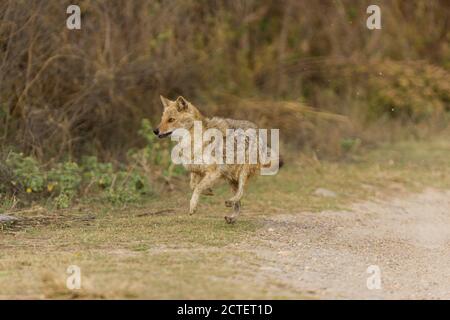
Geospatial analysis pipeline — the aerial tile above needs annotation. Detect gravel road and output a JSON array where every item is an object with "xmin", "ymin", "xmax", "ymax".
[{"xmin": 243, "ymin": 189, "xmax": 450, "ymax": 299}]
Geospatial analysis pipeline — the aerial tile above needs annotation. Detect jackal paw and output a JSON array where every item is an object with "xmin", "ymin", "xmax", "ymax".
[
  {"xmin": 188, "ymin": 208, "xmax": 196, "ymax": 215},
  {"xmin": 224, "ymin": 216, "xmax": 236, "ymax": 224}
]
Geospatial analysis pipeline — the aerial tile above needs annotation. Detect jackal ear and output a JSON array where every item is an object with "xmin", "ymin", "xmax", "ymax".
[
  {"xmin": 160, "ymin": 95, "xmax": 171, "ymax": 109},
  {"xmin": 175, "ymin": 96, "xmax": 189, "ymax": 112}
]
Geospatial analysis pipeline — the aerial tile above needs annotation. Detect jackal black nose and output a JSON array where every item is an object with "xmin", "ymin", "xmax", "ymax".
[{"xmin": 153, "ymin": 128, "xmax": 159, "ymax": 135}]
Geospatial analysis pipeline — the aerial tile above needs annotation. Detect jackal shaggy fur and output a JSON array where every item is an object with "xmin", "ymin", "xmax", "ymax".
[{"xmin": 154, "ymin": 95, "xmax": 279, "ymax": 223}]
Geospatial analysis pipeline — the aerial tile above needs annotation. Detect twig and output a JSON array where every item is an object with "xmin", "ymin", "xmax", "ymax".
[{"xmin": 136, "ymin": 209, "xmax": 175, "ymax": 217}]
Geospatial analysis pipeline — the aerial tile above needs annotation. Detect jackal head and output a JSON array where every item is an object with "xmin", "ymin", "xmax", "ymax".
[{"xmin": 153, "ymin": 95, "xmax": 203, "ymax": 138}]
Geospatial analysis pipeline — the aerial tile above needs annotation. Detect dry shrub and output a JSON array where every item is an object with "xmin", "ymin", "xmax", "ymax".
[
  {"xmin": 0, "ymin": 0, "xmax": 210, "ymax": 158},
  {"xmin": 361, "ymin": 61, "xmax": 450, "ymax": 121},
  {"xmin": 0, "ymin": 0, "xmax": 449, "ymax": 160},
  {"xmin": 207, "ymin": 95, "xmax": 355, "ymax": 157}
]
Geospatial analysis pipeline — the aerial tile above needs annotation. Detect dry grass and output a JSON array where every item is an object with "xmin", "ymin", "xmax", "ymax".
[{"xmin": 1, "ymin": 137, "xmax": 449, "ymax": 299}]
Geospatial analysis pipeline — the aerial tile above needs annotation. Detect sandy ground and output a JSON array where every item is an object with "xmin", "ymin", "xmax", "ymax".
[
  {"xmin": 237, "ymin": 189, "xmax": 450, "ymax": 299},
  {"xmin": 1, "ymin": 188, "xmax": 449, "ymax": 299}
]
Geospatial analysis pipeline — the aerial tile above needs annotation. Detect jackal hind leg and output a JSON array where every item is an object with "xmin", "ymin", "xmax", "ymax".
[{"xmin": 224, "ymin": 173, "xmax": 247, "ymax": 224}]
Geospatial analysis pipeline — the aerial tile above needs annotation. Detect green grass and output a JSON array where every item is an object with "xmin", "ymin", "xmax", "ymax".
[{"xmin": 1, "ymin": 138, "xmax": 449, "ymax": 299}]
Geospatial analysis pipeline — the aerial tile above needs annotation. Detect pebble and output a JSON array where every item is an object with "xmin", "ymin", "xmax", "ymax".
[
  {"xmin": 314, "ymin": 188, "xmax": 338, "ymax": 198},
  {"xmin": 0, "ymin": 214, "xmax": 18, "ymax": 223}
]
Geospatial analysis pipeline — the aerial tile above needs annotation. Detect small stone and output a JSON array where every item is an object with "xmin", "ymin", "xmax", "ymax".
[
  {"xmin": 314, "ymin": 188, "xmax": 337, "ymax": 198},
  {"xmin": 0, "ymin": 214, "xmax": 18, "ymax": 223}
]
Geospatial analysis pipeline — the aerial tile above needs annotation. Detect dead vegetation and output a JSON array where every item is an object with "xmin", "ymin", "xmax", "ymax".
[{"xmin": 0, "ymin": 0, "xmax": 449, "ymax": 160}]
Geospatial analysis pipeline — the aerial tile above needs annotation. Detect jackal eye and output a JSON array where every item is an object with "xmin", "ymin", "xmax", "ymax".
[{"xmin": 168, "ymin": 118, "xmax": 175, "ymax": 123}]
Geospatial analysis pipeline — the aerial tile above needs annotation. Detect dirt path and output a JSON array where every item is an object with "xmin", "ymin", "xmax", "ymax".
[
  {"xmin": 2, "ymin": 188, "xmax": 449, "ymax": 299},
  {"xmin": 237, "ymin": 189, "xmax": 450, "ymax": 299}
]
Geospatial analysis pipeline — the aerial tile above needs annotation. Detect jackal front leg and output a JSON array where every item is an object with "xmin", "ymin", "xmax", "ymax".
[{"xmin": 189, "ymin": 171, "xmax": 221, "ymax": 215}]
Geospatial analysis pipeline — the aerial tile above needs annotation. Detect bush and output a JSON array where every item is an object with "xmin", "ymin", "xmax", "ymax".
[
  {"xmin": 102, "ymin": 169, "xmax": 151, "ymax": 206},
  {"xmin": 1, "ymin": 1, "xmax": 448, "ymax": 158},
  {"xmin": 81, "ymin": 156, "xmax": 115, "ymax": 189},
  {"xmin": 129, "ymin": 119, "xmax": 185, "ymax": 179},
  {"xmin": 362, "ymin": 61, "xmax": 450, "ymax": 121},
  {"xmin": 0, "ymin": 119, "xmax": 178, "ymax": 208},
  {"xmin": 47, "ymin": 161, "xmax": 82, "ymax": 208},
  {"xmin": 1, "ymin": 151, "xmax": 152, "ymax": 208},
  {"xmin": 5, "ymin": 152, "xmax": 45, "ymax": 193}
]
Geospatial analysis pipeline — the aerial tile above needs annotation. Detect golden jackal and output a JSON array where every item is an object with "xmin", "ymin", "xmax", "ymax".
[{"xmin": 154, "ymin": 95, "xmax": 280, "ymax": 223}]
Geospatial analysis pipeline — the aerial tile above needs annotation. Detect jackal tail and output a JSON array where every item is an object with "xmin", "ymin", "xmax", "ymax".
[{"xmin": 261, "ymin": 156, "xmax": 284, "ymax": 168}]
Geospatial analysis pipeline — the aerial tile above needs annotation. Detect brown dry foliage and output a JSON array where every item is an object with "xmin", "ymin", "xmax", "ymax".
[{"xmin": 0, "ymin": 0, "xmax": 449, "ymax": 159}]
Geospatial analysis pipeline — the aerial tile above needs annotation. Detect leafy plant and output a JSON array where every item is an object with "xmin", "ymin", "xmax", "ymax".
[
  {"xmin": 5, "ymin": 152, "xmax": 45, "ymax": 193},
  {"xmin": 362, "ymin": 61, "xmax": 450, "ymax": 121},
  {"xmin": 81, "ymin": 156, "xmax": 114, "ymax": 189},
  {"xmin": 130, "ymin": 119, "xmax": 185, "ymax": 179},
  {"xmin": 47, "ymin": 161, "xmax": 82, "ymax": 194},
  {"xmin": 103, "ymin": 170, "xmax": 150, "ymax": 206},
  {"xmin": 47, "ymin": 161, "xmax": 82, "ymax": 208},
  {"xmin": 340, "ymin": 138, "xmax": 361, "ymax": 153},
  {"xmin": 0, "ymin": 120, "xmax": 183, "ymax": 209}
]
